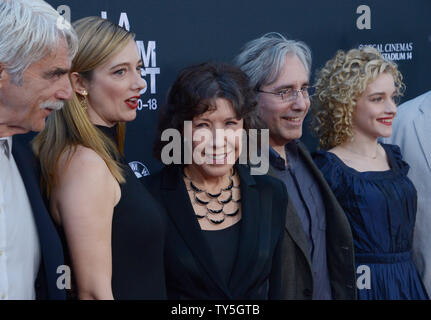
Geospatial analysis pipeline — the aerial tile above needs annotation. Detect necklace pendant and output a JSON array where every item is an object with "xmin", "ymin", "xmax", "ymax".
[
  {"xmin": 195, "ymin": 195, "xmax": 209, "ymax": 205},
  {"xmin": 190, "ymin": 181, "xmax": 204, "ymax": 193},
  {"xmin": 218, "ymin": 194, "xmax": 232, "ymax": 204},
  {"xmin": 207, "ymin": 191, "xmax": 222, "ymax": 198},
  {"xmin": 225, "ymin": 207, "xmax": 240, "ymax": 217},
  {"xmin": 223, "ymin": 179, "xmax": 234, "ymax": 191},
  {"xmin": 208, "ymin": 216, "xmax": 225, "ymax": 224},
  {"xmin": 186, "ymin": 166, "xmax": 242, "ymax": 225},
  {"xmin": 208, "ymin": 207, "xmax": 223, "ymax": 214}
]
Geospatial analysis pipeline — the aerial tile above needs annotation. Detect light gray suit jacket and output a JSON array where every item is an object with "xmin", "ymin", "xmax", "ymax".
[{"xmin": 384, "ymin": 90, "xmax": 431, "ymax": 295}]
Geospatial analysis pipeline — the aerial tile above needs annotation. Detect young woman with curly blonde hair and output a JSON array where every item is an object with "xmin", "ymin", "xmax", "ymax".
[{"xmin": 312, "ymin": 47, "xmax": 428, "ymax": 300}]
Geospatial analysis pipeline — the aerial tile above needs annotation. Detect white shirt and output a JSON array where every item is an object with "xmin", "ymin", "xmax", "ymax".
[{"xmin": 0, "ymin": 136, "xmax": 41, "ymax": 300}]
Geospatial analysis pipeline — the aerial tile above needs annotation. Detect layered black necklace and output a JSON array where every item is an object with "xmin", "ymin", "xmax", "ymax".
[{"xmin": 183, "ymin": 167, "xmax": 241, "ymax": 224}]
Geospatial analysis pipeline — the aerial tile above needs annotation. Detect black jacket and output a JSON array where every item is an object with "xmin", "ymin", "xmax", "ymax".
[
  {"xmin": 12, "ymin": 135, "xmax": 66, "ymax": 300},
  {"xmin": 144, "ymin": 164, "xmax": 287, "ymax": 299},
  {"xmin": 268, "ymin": 141, "xmax": 356, "ymax": 300}
]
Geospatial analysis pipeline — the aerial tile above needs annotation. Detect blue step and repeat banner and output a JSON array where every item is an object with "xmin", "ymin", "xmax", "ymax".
[{"xmin": 46, "ymin": 0, "xmax": 431, "ymax": 177}]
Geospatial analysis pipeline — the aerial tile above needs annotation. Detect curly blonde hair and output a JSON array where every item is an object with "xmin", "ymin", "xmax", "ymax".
[{"xmin": 311, "ymin": 46, "xmax": 405, "ymax": 149}]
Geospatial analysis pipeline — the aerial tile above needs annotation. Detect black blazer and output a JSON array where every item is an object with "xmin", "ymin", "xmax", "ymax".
[
  {"xmin": 144, "ymin": 164, "xmax": 287, "ymax": 299},
  {"xmin": 268, "ymin": 141, "xmax": 356, "ymax": 300},
  {"xmin": 12, "ymin": 135, "xmax": 66, "ymax": 300}
]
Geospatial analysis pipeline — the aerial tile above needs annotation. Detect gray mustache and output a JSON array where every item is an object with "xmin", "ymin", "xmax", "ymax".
[{"xmin": 40, "ymin": 101, "xmax": 64, "ymax": 110}]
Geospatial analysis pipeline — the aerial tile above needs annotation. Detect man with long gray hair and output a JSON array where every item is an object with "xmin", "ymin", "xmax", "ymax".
[
  {"xmin": 0, "ymin": 0, "xmax": 77, "ymax": 299},
  {"xmin": 235, "ymin": 33, "xmax": 356, "ymax": 299}
]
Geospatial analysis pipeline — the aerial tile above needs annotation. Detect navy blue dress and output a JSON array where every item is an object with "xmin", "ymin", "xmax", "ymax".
[{"xmin": 313, "ymin": 143, "xmax": 428, "ymax": 300}]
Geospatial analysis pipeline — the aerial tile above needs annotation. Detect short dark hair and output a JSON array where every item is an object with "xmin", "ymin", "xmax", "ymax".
[{"xmin": 154, "ymin": 62, "xmax": 259, "ymax": 161}]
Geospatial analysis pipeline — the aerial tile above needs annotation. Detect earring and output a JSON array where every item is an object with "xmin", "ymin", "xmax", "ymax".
[{"xmin": 80, "ymin": 90, "xmax": 88, "ymax": 110}]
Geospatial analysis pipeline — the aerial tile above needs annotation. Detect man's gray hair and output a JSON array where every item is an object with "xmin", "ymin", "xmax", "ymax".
[
  {"xmin": 0, "ymin": 0, "xmax": 78, "ymax": 85},
  {"xmin": 234, "ymin": 32, "xmax": 312, "ymax": 90}
]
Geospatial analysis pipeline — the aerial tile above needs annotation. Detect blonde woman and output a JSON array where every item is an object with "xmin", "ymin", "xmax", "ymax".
[
  {"xmin": 33, "ymin": 17, "xmax": 166, "ymax": 300},
  {"xmin": 312, "ymin": 47, "xmax": 428, "ymax": 299}
]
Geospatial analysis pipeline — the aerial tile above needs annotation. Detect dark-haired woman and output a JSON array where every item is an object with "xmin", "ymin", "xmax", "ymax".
[{"xmin": 144, "ymin": 62, "xmax": 287, "ymax": 299}]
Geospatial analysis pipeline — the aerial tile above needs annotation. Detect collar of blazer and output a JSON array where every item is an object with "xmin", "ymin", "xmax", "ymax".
[
  {"xmin": 414, "ymin": 92, "xmax": 431, "ymax": 171},
  {"xmin": 160, "ymin": 164, "xmax": 275, "ymax": 298}
]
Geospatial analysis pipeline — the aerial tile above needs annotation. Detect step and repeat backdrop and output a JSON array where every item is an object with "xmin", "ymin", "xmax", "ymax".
[{"xmin": 46, "ymin": 0, "xmax": 431, "ymax": 177}]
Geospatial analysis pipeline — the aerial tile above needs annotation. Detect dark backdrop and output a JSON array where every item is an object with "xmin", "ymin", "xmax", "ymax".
[{"xmin": 43, "ymin": 0, "xmax": 431, "ymax": 176}]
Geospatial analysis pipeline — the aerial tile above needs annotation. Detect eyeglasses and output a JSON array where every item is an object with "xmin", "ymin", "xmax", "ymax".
[{"xmin": 256, "ymin": 87, "xmax": 313, "ymax": 102}]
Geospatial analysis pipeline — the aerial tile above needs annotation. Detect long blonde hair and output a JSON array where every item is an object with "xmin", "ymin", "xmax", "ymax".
[{"xmin": 33, "ymin": 16, "xmax": 135, "ymax": 197}]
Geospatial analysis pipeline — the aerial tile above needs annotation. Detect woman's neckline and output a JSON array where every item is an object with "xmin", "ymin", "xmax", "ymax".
[
  {"xmin": 325, "ymin": 143, "xmax": 396, "ymax": 177},
  {"xmin": 201, "ymin": 219, "xmax": 242, "ymax": 232}
]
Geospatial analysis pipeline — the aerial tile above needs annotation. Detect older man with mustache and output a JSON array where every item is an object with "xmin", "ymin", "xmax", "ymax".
[{"xmin": 0, "ymin": 0, "xmax": 77, "ymax": 299}]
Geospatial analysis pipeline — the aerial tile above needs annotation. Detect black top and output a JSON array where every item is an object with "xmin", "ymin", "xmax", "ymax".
[
  {"xmin": 59, "ymin": 125, "xmax": 167, "ymax": 299},
  {"xmin": 202, "ymin": 221, "xmax": 241, "ymax": 286},
  {"xmin": 144, "ymin": 164, "xmax": 287, "ymax": 300}
]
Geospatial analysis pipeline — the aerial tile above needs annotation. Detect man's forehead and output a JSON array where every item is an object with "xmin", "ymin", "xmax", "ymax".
[
  {"xmin": 265, "ymin": 54, "xmax": 309, "ymax": 88},
  {"xmin": 29, "ymin": 41, "xmax": 71, "ymax": 73}
]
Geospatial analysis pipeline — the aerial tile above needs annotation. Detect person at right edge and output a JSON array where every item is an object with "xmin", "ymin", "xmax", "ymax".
[
  {"xmin": 312, "ymin": 47, "xmax": 428, "ymax": 299},
  {"xmin": 235, "ymin": 33, "xmax": 356, "ymax": 300},
  {"xmin": 383, "ymin": 90, "xmax": 431, "ymax": 297}
]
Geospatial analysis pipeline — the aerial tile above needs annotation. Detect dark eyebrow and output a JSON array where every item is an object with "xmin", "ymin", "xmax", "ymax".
[
  {"xmin": 43, "ymin": 68, "xmax": 69, "ymax": 78},
  {"xmin": 109, "ymin": 60, "xmax": 143, "ymax": 70}
]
